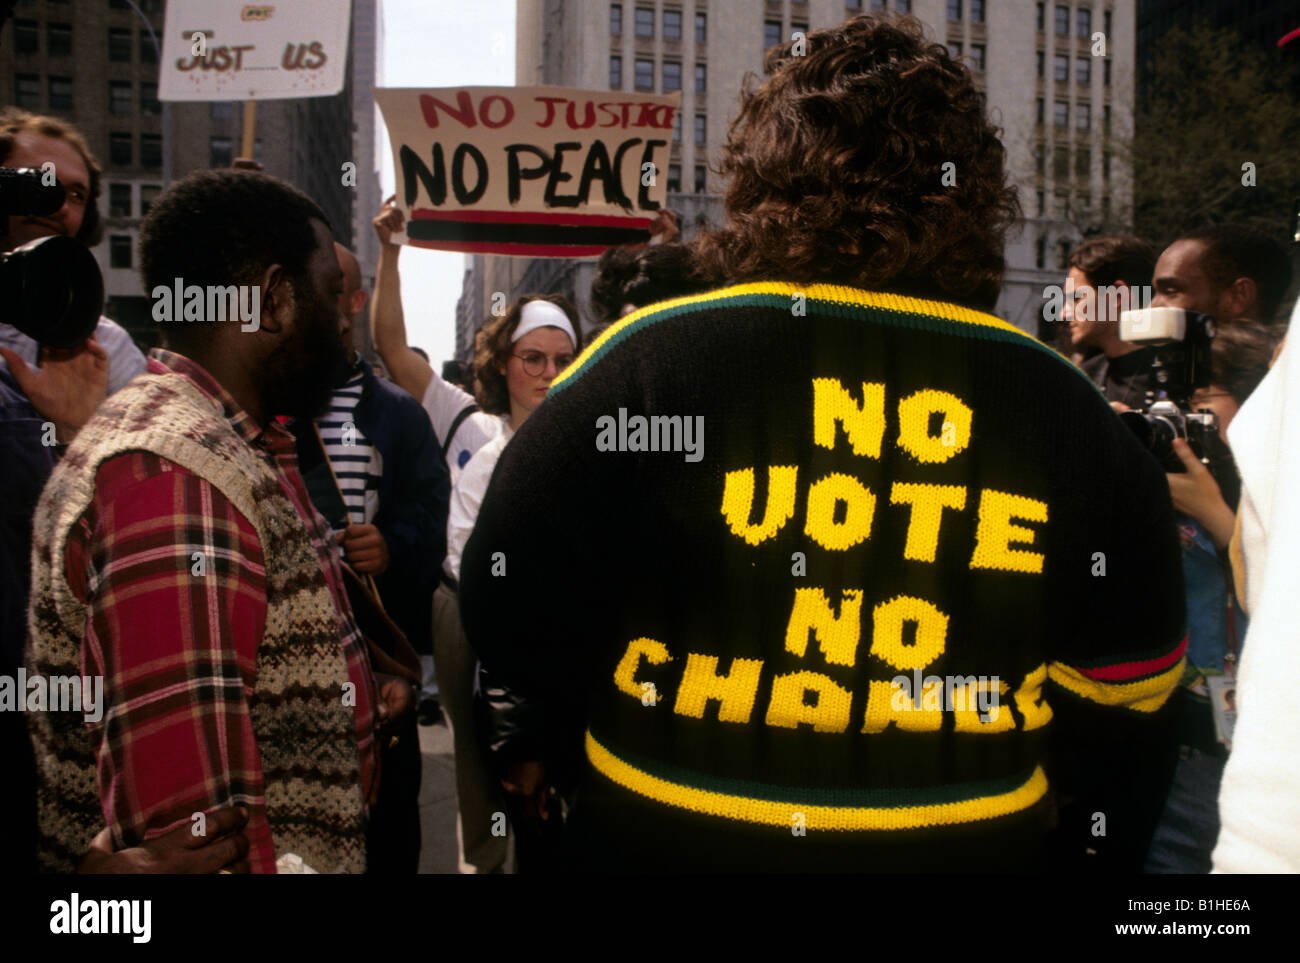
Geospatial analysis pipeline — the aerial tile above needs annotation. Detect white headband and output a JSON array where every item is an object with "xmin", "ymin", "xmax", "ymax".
[{"xmin": 512, "ymin": 299, "xmax": 577, "ymax": 347}]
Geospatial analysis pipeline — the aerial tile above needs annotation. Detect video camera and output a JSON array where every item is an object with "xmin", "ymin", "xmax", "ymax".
[
  {"xmin": 1116, "ymin": 306, "xmax": 1240, "ymax": 507},
  {"xmin": 0, "ymin": 167, "xmax": 104, "ymax": 349}
]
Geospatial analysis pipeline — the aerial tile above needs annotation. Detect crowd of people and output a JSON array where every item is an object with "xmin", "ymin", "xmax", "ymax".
[{"xmin": 2, "ymin": 13, "xmax": 1298, "ymax": 875}]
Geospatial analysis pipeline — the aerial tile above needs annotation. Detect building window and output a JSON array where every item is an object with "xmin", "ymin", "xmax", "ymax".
[
  {"xmin": 1103, "ymin": 152, "xmax": 1111, "ymax": 180},
  {"xmin": 673, "ymin": 110, "xmax": 681, "ymax": 144},
  {"xmin": 611, "ymin": 4, "xmax": 622, "ymax": 36},
  {"xmin": 49, "ymin": 76, "xmax": 73, "ymax": 111},
  {"xmin": 667, "ymin": 163, "xmax": 681, "ymax": 192},
  {"xmin": 1103, "ymin": 104, "xmax": 1111, "ymax": 132},
  {"xmin": 1055, "ymin": 5, "xmax": 1069, "ymax": 35},
  {"xmin": 141, "ymin": 82, "xmax": 160, "ymax": 116},
  {"xmin": 970, "ymin": 43, "xmax": 985, "ymax": 71},
  {"xmin": 1054, "ymin": 100, "xmax": 1068, "ymax": 127},
  {"xmin": 211, "ymin": 101, "xmax": 233, "ymax": 121},
  {"xmin": 694, "ymin": 165, "xmax": 707, "ymax": 193},
  {"xmin": 1104, "ymin": 59, "xmax": 1111, "ymax": 85},
  {"xmin": 1036, "ymin": 190, "xmax": 1045, "ymax": 217},
  {"xmin": 1058, "ymin": 240, "xmax": 1072, "ymax": 270},
  {"xmin": 1077, "ymin": 57, "xmax": 1091, "ymax": 85},
  {"xmin": 971, "ymin": 0, "xmax": 985, "ymax": 23},
  {"xmin": 764, "ymin": 21, "xmax": 781, "ymax": 50},
  {"xmin": 109, "ymin": 27, "xmax": 132, "ymax": 62},
  {"xmin": 847, "ymin": 0, "xmax": 863, "ymax": 9},
  {"xmin": 610, "ymin": 55, "xmax": 623, "ymax": 89},
  {"xmin": 1076, "ymin": 148, "xmax": 1091, "ymax": 176},
  {"xmin": 1036, "ymin": 236, "xmax": 1047, "ymax": 269},
  {"xmin": 947, "ymin": 41, "xmax": 963, "ymax": 59},
  {"xmin": 140, "ymin": 184, "xmax": 161, "ymax": 216},
  {"xmin": 109, "ymin": 184, "xmax": 132, "ymax": 218},
  {"xmin": 635, "ymin": 7, "xmax": 654, "ymax": 38},
  {"xmin": 792, "ymin": 22, "xmax": 808, "ymax": 41},
  {"xmin": 1036, "ymin": 97, "xmax": 1045, "ymax": 125},
  {"xmin": 14, "ymin": 19, "xmax": 38, "ymax": 54},
  {"xmin": 634, "ymin": 58, "xmax": 654, "ymax": 91},
  {"xmin": 1054, "ymin": 189, "xmax": 1069, "ymax": 218},
  {"xmin": 663, "ymin": 60, "xmax": 681, "ymax": 91},
  {"xmin": 1077, "ymin": 102, "xmax": 1090, "ymax": 129},
  {"xmin": 1036, "ymin": 3, "xmax": 1045, "ymax": 31},
  {"xmin": 896, "ymin": 0, "xmax": 911, "ymax": 12},
  {"xmin": 210, "ymin": 136, "xmax": 233, "ymax": 169},
  {"xmin": 47, "ymin": 22, "xmax": 72, "ymax": 57},
  {"xmin": 1034, "ymin": 143, "xmax": 1045, "ymax": 174},
  {"xmin": 869, "ymin": 0, "xmax": 884, "ymax": 10},
  {"xmin": 695, "ymin": 114, "xmax": 706, "ymax": 146},
  {"xmin": 15, "ymin": 73, "xmax": 40, "ymax": 109},
  {"xmin": 1054, "ymin": 54, "xmax": 1068, "ymax": 82},
  {"xmin": 110, "ymin": 81, "xmax": 132, "ymax": 115},
  {"xmin": 948, "ymin": 0, "xmax": 962, "ymax": 22},
  {"xmin": 139, "ymin": 30, "xmax": 158, "ymax": 63},
  {"xmin": 695, "ymin": 63, "xmax": 706, "ymax": 92},
  {"xmin": 109, "ymin": 235, "xmax": 132, "ymax": 269},
  {"xmin": 664, "ymin": 9, "xmax": 682, "ymax": 41},
  {"xmin": 695, "ymin": 12, "xmax": 707, "ymax": 44},
  {"xmin": 1037, "ymin": 51, "xmax": 1044, "ymax": 77},
  {"xmin": 1077, "ymin": 7, "xmax": 1092, "ymax": 38},
  {"xmin": 109, "ymin": 132, "xmax": 133, "ymax": 166},
  {"xmin": 1104, "ymin": 10, "xmax": 1112, "ymax": 36},
  {"xmin": 141, "ymin": 134, "xmax": 162, "ymax": 169},
  {"xmin": 1053, "ymin": 146, "xmax": 1069, "ymax": 179},
  {"xmin": 1102, "ymin": 195, "xmax": 1111, "ymax": 220}
]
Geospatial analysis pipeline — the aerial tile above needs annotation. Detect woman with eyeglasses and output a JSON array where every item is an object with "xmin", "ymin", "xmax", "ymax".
[{"xmin": 432, "ymin": 294, "xmax": 579, "ymax": 874}]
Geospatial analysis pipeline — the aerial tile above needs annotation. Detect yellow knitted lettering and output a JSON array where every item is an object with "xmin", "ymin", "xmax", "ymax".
[
  {"xmin": 783, "ymin": 587, "xmax": 864, "ymax": 667},
  {"xmin": 672, "ymin": 652, "xmax": 764, "ymax": 723},
  {"xmin": 951, "ymin": 677, "xmax": 1015, "ymax": 733},
  {"xmin": 896, "ymin": 389, "xmax": 973, "ymax": 464},
  {"xmin": 765, "ymin": 670, "xmax": 853, "ymax": 733},
  {"xmin": 869, "ymin": 595, "xmax": 949, "ymax": 671},
  {"xmin": 812, "ymin": 378, "xmax": 886, "ymax": 458},
  {"xmin": 804, "ymin": 473, "xmax": 874, "ymax": 551},
  {"xmin": 970, "ymin": 489, "xmax": 1049, "ymax": 574},
  {"xmin": 861, "ymin": 677, "xmax": 944, "ymax": 732},
  {"xmin": 1013, "ymin": 663, "xmax": 1053, "ymax": 730},
  {"xmin": 612, "ymin": 637, "xmax": 674, "ymax": 700},
  {"xmin": 721, "ymin": 465, "xmax": 799, "ymax": 546},
  {"xmin": 890, "ymin": 483, "xmax": 967, "ymax": 562}
]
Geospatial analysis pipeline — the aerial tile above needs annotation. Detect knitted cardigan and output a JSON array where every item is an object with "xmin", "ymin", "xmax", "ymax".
[
  {"xmin": 26, "ymin": 371, "xmax": 366, "ymax": 873},
  {"xmin": 459, "ymin": 282, "xmax": 1188, "ymax": 872}
]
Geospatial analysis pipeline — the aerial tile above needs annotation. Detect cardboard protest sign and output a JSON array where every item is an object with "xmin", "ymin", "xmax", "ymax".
[
  {"xmin": 158, "ymin": 0, "xmax": 352, "ymax": 102},
  {"xmin": 375, "ymin": 86, "xmax": 682, "ymax": 257}
]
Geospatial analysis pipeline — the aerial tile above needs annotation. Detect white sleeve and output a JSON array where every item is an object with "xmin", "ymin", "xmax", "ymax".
[
  {"xmin": 419, "ymin": 374, "xmax": 478, "ymax": 447},
  {"xmin": 444, "ymin": 439, "xmax": 503, "ymax": 582},
  {"xmin": 95, "ymin": 317, "xmax": 147, "ymax": 395}
]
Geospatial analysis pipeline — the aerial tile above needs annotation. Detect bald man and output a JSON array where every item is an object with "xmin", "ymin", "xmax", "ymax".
[{"xmin": 289, "ymin": 243, "xmax": 451, "ymax": 873}]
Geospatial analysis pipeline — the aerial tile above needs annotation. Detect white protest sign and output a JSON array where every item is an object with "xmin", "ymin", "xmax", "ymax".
[{"xmin": 158, "ymin": 0, "xmax": 352, "ymax": 102}]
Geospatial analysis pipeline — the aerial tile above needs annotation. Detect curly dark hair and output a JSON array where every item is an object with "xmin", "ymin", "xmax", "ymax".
[
  {"xmin": 589, "ymin": 242, "xmax": 712, "ymax": 326},
  {"xmin": 691, "ymin": 14, "xmax": 1019, "ymax": 311},
  {"xmin": 472, "ymin": 294, "xmax": 580, "ymax": 415},
  {"xmin": 1210, "ymin": 321, "xmax": 1284, "ymax": 405},
  {"xmin": 139, "ymin": 169, "xmax": 330, "ymax": 346},
  {"xmin": 0, "ymin": 108, "xmax": 103, "ymax": 247}
]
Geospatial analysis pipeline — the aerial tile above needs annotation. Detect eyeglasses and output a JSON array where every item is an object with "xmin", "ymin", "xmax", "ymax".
[{"xmin": 512, "ymin": 351, "xmax": 575, "ymax": 377}]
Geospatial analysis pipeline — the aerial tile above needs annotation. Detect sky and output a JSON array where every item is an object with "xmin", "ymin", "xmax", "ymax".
[{"xmin": 375, "ymin": 0, "xmax": 516, "ymax": 364}]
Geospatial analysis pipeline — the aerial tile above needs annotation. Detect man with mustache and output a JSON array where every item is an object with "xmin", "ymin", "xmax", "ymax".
[{"xmin": 26, "ymin": 170, "xmax": 382, "ymax": 873}]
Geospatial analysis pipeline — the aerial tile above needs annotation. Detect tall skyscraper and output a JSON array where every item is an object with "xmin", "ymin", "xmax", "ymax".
[{"xmin": 456, "ymin": 0, "xmax": 1136, "ymax": 354}]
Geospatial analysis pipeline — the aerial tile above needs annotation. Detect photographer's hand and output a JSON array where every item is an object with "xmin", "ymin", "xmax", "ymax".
[
  {"xmin": 1166, "ymin": 437, "xmax": 1236, "ymax": 550},
  {"xmin": 0, "ymin": 338, "xmax": 108, "ymax": 443}
]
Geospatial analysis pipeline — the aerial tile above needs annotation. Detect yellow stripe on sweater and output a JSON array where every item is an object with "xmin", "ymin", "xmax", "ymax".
[
  {"xmin": 585, "ymin": 730, "xmax": 1049, "ymax": 831},
  {"xmin": 553, "ymin": 282, "xmax": 1041, "ymax": 392},
  {"xmin": 1046, "ymin": 657, "xmax": 1185, "ymax": 713}
]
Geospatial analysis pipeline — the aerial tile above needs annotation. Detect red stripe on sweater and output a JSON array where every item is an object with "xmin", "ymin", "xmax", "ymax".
[{"xmin": 1076, "ymin": 635, "xmax": 1188, "ymax": 682}]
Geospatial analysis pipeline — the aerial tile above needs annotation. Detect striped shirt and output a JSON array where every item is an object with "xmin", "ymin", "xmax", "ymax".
[{"xmin": 317, "ymin": 365, "xmax": 381, "ymax": 526}]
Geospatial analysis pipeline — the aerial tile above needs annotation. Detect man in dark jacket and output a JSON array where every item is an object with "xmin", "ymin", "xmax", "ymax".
[{"xmin": 291, "ymin": 243, "xmax": 450, "ymax": 873}]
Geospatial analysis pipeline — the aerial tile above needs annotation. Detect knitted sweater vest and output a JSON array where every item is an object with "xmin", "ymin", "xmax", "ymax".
[{"xmin": 26, "ymin": 372, "xmax": 366, "ymax": 873}]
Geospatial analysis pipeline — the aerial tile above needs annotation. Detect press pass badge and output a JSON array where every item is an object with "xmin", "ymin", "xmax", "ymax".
[{"xmin": 1207, "ymin": 675, "xmax": 1237, "ymax": 749}]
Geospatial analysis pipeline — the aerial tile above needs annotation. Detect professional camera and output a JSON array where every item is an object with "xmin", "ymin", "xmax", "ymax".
[
  {"xmin": 0, "ymin": 166, "xmax": 103, "ymax": 348},
  {"xmin": 1116, "ymin": 306, "xmax": 1240, "ymax": 507}
]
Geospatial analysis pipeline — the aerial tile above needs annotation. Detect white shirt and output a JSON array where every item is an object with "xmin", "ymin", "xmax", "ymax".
[
  {"xmin": 1212, "ymin": 299, "xmax": 1300, "ymax": 873},
  {"xmin": 0, "ymin": 315, "xmax": 147, "ymax": 395},
  {"xmin": 444, "ymin": 415, "xmax": 513, "ymax": 582},
  {"xmin": 419, "ymin": 374, "xmax": 500, "ymax": 485}
]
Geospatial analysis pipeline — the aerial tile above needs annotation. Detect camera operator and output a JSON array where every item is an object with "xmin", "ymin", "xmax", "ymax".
[
  {"xmin": 1062, "ymin": 236, "xmax": 1160, "ymax": 408},
  {"xmin": 0, "ymin": 109, "xmax": 146, "ymax": 395},
  {"xmin": 1151, "ymin": 223, "xmax": 1293, "ymax": 328},
  {"xmin": 1143, "ymin": 321, "xmax": 1281, "ymax": 873}
]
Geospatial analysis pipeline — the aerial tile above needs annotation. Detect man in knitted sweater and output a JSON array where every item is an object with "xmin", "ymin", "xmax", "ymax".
[
  {"xmin": 459, "ymin": 15, "xmax": 1186, "ymax": 872},
  {"xmin": 26, "ymin": 170, "xmax": 385, "ymax": 873}
]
